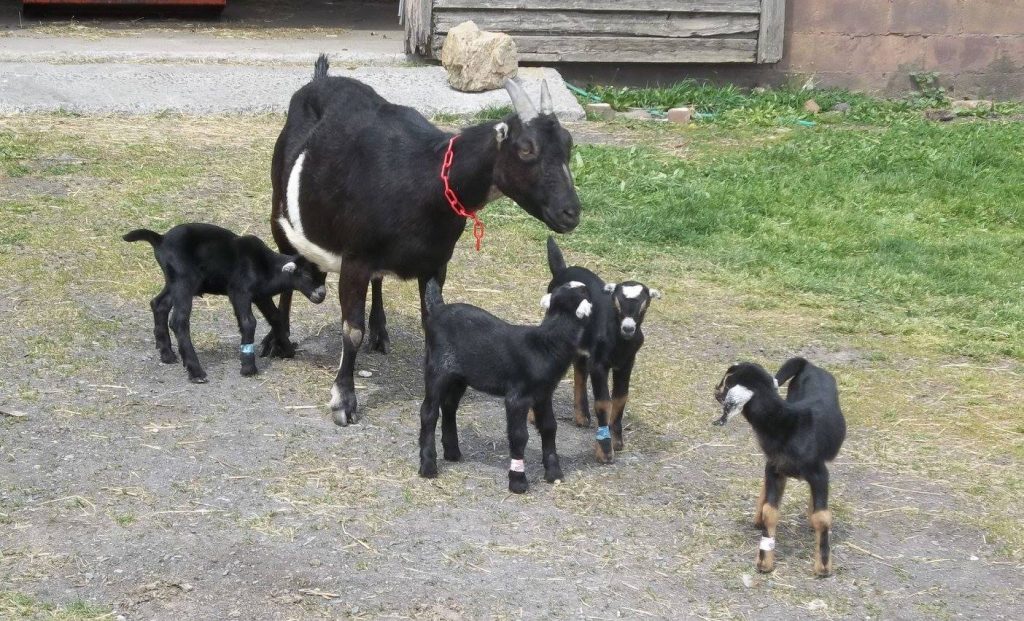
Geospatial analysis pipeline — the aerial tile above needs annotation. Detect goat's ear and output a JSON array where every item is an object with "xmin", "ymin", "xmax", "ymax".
[
  {"xmin": 282, "ymin": 261, "xmax": 297, "ymax": 273},
  {"xmin": 649, "ymin": 288, "xmax": 662, "ymax": 300},
  {"xmin": 603, "ymin": 283, "xmax": 616, "ymax": 294},
  {"xmin": 494, "ymin": 122, "xmax": 509, "ymax": 145},
  {"xmin": 540, "ymin": 293, "xmax": 552, "ymax": 309},
  {"xmin": 546, "ymin": 236, "xmax": 566, "ymax": 274}
]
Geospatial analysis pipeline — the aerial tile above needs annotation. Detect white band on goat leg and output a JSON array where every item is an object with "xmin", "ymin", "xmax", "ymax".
[
  {"xmin": 759, "ymin": 537, "xmax": 776, "ymax": 551},
  {"xmin": 509, "ymin": 459, "xmax": 525, "ymax": 473},
  {"xmin": 240, "ymin": 343, "xmax": 255, "ymax": 355}
]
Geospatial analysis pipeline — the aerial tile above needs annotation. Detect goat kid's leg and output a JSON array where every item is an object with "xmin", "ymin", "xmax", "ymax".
[
  {"xmin": 506, "ymin": 397, "xmax": 531, "ymax": 494},
  {"xmin": 330, "ymin": 267, "xmax": 369, "ymax": 426},
  {"xmin": 441, "ymin": 382, "xmax": 466, "ymax": 462},
  {"xmin": 756, "ymin": 467, "xmax": 787, "ymax": 573},
  {"xmin": 231, "ymin": 295, "xmax": 259, "ymax": 377},
  {"xmin": 590, "ymin": 366, "xmax": 614, "ymax": 464},
  {"xmin": 572, "ymin": 356, "xmax": 591, "ymax": 427},
  {"xmin": 610, "ymin": 361, "xmax": 634, "ymax": 451},
  {"xmin": 169, "ymin": 292, "xmax": 206, "ymax": 383},
  {"xmin": 807, "ymin": 466, "xmax": 833, "ymax": 577},
  {"xmin": 151, "ymin": 285, "xmax": 177, "ymax": 363},
  {"xmin": 366, "ymin": 276, "xmax": 390, "ymax": 354},
  {"xmin": 417, "ymin": 264, "xmax": 447, "ymax": 329},
  {"xmin": 533, "ymin": 398, "xmax": 563, "ymax": 483},
  {"xmin": 754, "ymin": 479, "xmax": 767, "ymax": 528},
  {"xmin": 418, "ymin": 380, "xmax": 443, "ymax": 478},
  {"xmin": 260, "ymin": 290, "xmax": 297, "ymax": 358}
]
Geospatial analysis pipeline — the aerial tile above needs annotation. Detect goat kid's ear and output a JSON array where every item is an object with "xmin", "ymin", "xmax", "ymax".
[
  {"xmin": 603, "ymin": 283, "xmax": 616, "ymax": 294},
  {"xmin": 575, "ymin": 299, "xmax": 592, "ymax": 319},
  {"xmin": 494, "ymin": 122, "xmax": 509, "ymax": 145},
  {"xmin": 540, "ymin": 293, "xmax": 552, "ymax": 309},
  {"xmin": 282, "ymin": 261, "xmax": 297, "ymax": 273},
  {"xmin": 650, "ymin": 288, "xmax": 663, "ymax": 300}
]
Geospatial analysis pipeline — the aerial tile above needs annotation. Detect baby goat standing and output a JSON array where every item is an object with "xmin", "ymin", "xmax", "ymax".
[
  {"xmin": 546, "ymin": 237, "xmax": 660, "ymax": 463},
  {"xmin": 419, "ymin": 279, "xmax": 593, "ymax": 493},
  {"xmin": 125, "ymin": 223, "xmax": 326, "ymax": 383},
  {"xmin": 713, "ymin": 357, "xmax": 846, "ymax": 576}
]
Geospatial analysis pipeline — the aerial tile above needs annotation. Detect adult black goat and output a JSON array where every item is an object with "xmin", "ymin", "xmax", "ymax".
[
  {"xmin": 265, "ymin": 55, "xmax": 581, "ymax": 426},
  {"xmin": 713, "ymin": 357, "xmax": 846, "ymax": 576}
]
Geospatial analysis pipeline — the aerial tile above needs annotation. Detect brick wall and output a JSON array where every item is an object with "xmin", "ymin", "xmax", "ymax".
[{"xmin": 780, "ymin": 0, "xmax": 1024, "ymax": 97}]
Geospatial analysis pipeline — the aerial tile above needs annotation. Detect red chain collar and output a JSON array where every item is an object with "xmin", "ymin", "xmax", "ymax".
[{"xmin": 440, "ymin": 135, "xmax": 485, "ymax": 251}]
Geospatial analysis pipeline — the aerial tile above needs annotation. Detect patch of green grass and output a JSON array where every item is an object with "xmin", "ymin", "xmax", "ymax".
[
  {"xmin": 577, "ymin": 81, "xmax": 1024, "ymax": 127},
  {"xmin": 513, "ymin": 121, "xmax": 1022, "ymax": 359},
  {"xmin": 0, "ymin": 592, "xmax": 111, "ymax": 620}
]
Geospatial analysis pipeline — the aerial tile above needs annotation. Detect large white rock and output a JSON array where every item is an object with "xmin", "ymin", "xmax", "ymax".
[{"xmin": 440, "ymin": 21, "xmax": 518, "ymax": 93}]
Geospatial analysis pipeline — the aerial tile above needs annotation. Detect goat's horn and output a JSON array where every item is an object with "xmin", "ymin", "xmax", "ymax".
[
  {"xmin": 504, "ymin": 78, "xmax": 538, "ymax": 123},
  {"xmin": 540, "ymin": 79, "xmax": 553, "ymax": 115}
]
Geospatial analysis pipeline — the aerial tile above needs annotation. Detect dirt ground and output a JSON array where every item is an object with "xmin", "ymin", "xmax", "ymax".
[{"xmin": 2, "ymin": 115, "xmax": 1023, "ymax": 620}]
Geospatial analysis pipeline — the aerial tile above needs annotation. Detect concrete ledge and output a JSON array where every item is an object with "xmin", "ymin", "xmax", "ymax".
[{"xmin": 0, "ymin": 63, "xmax": 585, "ymax": 119}]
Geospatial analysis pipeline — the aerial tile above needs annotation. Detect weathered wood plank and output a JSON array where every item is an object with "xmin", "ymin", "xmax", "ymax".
[
  {"xmin": 434, "ymin": 0, "xmax": 761, "ymax": 14},
  {"xmin": 434, "ymin": 11, "xmax": 759, "ymax": 38},
  {"xmin": 430, "ymin": 35, "xmax": 756, "ymax": 63},
  {"xmin": 405, "ymin": 0, "xmax": 433, "ymax": 55},
  {"xmin": 757, "ymin": 0, "xmax": 785, "ymax": 62}
]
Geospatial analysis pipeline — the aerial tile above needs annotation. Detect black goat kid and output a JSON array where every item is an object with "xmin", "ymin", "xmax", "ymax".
[
  {"xmin": 419, "ymin": 280, "xmax": 593, "ymax": 493},
  {"xmin": 124, "ymin": 223, "xmax": 326, "ymax": 383},
  {"xmin": 267, "ymin": 55, "xmax": 581, "ymax": 427},
  {"xmin": 546, "ymin": 237, "xmax": 660, "ymax": 463},
  {"xmin": 713, "ymin": 357, "xmax": 846, "ymax": 576}
]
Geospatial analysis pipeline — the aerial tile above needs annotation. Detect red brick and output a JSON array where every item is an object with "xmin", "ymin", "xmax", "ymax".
[
  {"xmin": 890, "ymin": 0, "xmax": 956, "ymax": 35},
  {"xmin": 961, "ymin": 0, "xmax": 1024, "ymax": 36}
]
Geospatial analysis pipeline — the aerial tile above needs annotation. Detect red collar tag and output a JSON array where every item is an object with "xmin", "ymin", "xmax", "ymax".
[{"xmin": 440, "ymin": 135, "xmax": 485, "ymax": 251}]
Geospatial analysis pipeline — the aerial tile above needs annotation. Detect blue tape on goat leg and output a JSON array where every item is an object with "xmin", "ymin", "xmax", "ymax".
[
  {"xmin": 596, "ymin": 426, "xmax": 611, "ymax": 440},
  {"xmin": 240, "ymin": 343, "xmax": 255, "ymax": 355}
]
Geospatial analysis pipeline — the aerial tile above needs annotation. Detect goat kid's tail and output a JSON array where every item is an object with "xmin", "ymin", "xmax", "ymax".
[
  {"xmin": 775, "ymin": 356, "xmax": 809, "ymax": 387},
  {"xmin": 122, "ymin": 229, "xmax": 163, "ymax": 247},
  {"xmin": 313, "ymin": 54, "xmax": 330, "ymax": 80},
  {"xmin": 424, "ymin": 278, "xmax": 444, "ymax": 316}
]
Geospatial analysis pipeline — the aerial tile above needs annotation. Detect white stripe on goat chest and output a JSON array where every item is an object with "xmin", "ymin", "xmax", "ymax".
[{"xmin": 279, "ymin": 150, "xmax": 344, "ymax": 273}]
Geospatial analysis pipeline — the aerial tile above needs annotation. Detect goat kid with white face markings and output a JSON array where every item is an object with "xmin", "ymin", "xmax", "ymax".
[
  {"xmin": 267, "ymin": 55, "xmax": 581, "ymax": 427},
  {"xmin": 545, "ymin": 237, "xmax": 661, "ymax": 463},
  {"xmin": 713, "ymin": 358, "xmax": 846, "ymax": 577}
]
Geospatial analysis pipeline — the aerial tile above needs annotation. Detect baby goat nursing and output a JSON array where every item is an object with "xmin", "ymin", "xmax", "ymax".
[
  {"xmin": 714, "ymin": 357, "xmax": 846, "ymax": 576},
  {"xmin": 125, "ymin": 223, "xmax": 326, "ymax": 383},
  {"xmin": 419, "ymin": 279, "xmax": 593, "ymax": 493}
]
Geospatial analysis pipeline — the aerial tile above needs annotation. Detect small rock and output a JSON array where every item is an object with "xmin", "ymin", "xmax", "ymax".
[
  {"xmin": 950, "ymin": 99, "xmax": 993, "ymax": 112},
  {"xmin": 807, "ymin": 599, "xmax": 828, "ymax": 611},
  {"xmin": 440, "ymin": 21, "xmax": 518, "ymax": 92},
  {"xmin": 585, "ymin": 102, "xmax": 615, "ymax": 120},
  {"xmin": 622, "ymin": 108, "xmax": 653, "ymax": 121},
  {"xmin": 741, "ymin": 573, "xmax": 753, "ymax": 588},
  {"xmin": 831, "ymin": 102, "xmax": 851, "ymax": 114},
  {"xmin": 357, "ymin": 370, "xmax": 373, "ymax": 378},
  {"xmin": 666, "ymin": 107, "xmax": 692, "ymax": 124},
  {"xmin": 924, "ymin": 109, "xmax": 955, "ymax": 122},
  {"xmin": 752, "ymin": 86, "xmax": 769, "ymax": 95},
  {"xmin": 803, "ymin": 99, "xmax": 821, "ymax": 114},
  {"xmin": 970, "ymin": 554, "xmax": 979, "ymax": 561}
]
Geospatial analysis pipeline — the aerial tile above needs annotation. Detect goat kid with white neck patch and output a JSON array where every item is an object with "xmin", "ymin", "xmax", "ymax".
[
  {"xmin": 124, "ymin": 223, "xmax": 326, "ymax": 383},
  {"xmin": 545, "ymin": 237, "xmax": 660, "ymax": 463},
  {"xmin": 419, "ymin": 280, "xmax": 593, "ymax": 493},
  {"xmin": 713, "ymin": 357, "xmax": 846, "ymax": 577}
]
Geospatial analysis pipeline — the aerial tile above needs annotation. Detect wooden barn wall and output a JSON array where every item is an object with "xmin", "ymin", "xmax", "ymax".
[{"xmin": 417, "ymin": 0, "xmax": 785, "ymax": 64}]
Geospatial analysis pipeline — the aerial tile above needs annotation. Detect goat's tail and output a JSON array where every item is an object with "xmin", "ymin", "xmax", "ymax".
[
  {"xmin": 122, "ymin": 228, "xmax": 163, "ymax": 247},
  {"xmin": 424, "ymin": 278, "xmax": 444, "ymax": 316},
  {"xmin": 313, "ymin": 54, "xmax": 330, "ymax": 80},
  {"xmin": 775, "ymin": 356, "xmax": 809, "ymax": 387}
]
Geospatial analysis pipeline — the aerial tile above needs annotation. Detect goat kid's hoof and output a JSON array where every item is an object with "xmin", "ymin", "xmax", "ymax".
[
  {"xmin": 240, "ymin": 366, "xmax": 258, "ymax": 377},
  {"xmin": 419, "ymin": 461, "xmax": 439, "ymax": 479},
  {"xmin": 366, "ymin": 329, "xmax": 390, "ymax": 354},
  {"xmin": 332, "ymin": 409, "xmax": 359, "ymax": 427},
  {"xmin": 189, "ymin": 374, "xmax": 208, "ymax": 384},
  {"xmin": 508, "ymin": 471, "xmax": 529, "ymax": 494},
  {"xmin": 574, "ymin": 411, "xmax": 591, "ymax": 428},
  {"xmin": 612, "ymin": 436, "xmax": 624, "ymax": 452},
  {"xmin": 814, "ymin": 560, "xmax": 832, "ymax": 577},
  {"xmin": 756, "ymin": 554, "xmax": 776, "ymax": 574},
  {"xmin": 544, "ymin": 466, "xmax": 564, "ymax": 484},
  {"xmin": 259, "ymin": 333, "xmax": 296, "ymax": 358},
  {"xmin": 159, "ymin": 350, "xmax": 178, "ymax": 364},
  {"xmin": 443, "ymin": 447, "xmax": 463, "ymax": 462},
  {"xmin": 593, "ymin": 439, "xmax": 614, "ymax": 464}
]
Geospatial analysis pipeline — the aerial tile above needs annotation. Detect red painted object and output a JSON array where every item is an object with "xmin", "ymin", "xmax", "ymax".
[
  {"xmin": 440, "ymin": 135, "xmax": 486, "ymax": 252},
  {"xmin": 22, "ymin": 0, "xmax": 226, "ymax": 7}
]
